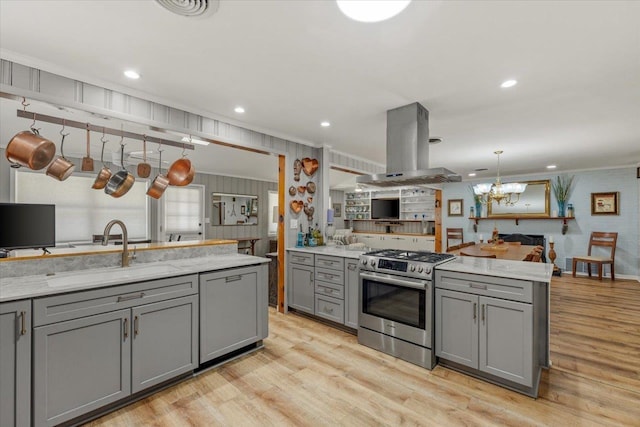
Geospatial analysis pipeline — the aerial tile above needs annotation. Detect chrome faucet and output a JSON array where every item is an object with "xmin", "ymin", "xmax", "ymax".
[{"xmin": 102, "ymin": 219, "xmax": 132, "ymax": 267}]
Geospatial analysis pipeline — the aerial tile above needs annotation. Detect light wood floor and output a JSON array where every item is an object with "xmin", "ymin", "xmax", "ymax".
[{"xmin": 86, "ymin": 274, "xmax": 640, "ymax": 426}]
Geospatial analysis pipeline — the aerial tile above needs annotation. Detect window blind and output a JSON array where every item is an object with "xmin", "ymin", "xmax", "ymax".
[{"xmin": 164, "ymin": 186, "xmax": 202, "ymax": 235}]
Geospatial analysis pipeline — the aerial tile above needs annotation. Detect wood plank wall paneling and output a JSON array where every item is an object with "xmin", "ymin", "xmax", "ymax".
[
  {"xmin": 192, "ymin": 172, "xmax": 277, "ymax": 257},
  {"xmin": 85, "ymin": 274, "xmax": 640, "ymax": 426},
  {"xmin": 329, "ymin": 189, "xmax": 345, "ymax": 229}
]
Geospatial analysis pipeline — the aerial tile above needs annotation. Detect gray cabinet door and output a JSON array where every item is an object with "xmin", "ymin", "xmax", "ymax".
[
  {"xmin": 479, "ymin": 296, "xmax": 533, "ymax": 386},
  {"xmin": 200, "ymin": 266, "xmax": 261, "ymax": 363},
  {"xmin": 288, "ymin": 263, "xmax": 315, "ymax": 314},
  {"xmin": 131, "ymin": 295, "xmax": 198, "ymax": 394},
  {"xmin": 0, "ymin": 300, "xmax": 31, "ymax": 427},
  {"xmin": 435, "ymin": 289, "xmax": 478, "ymax": 369},
  {"xmin": 344, "ymin": 260, "xmax": 360, "ymax": 329},
  {"xmin": 33, "ymin": 309, "xmax": 131, "ymax": 427}
]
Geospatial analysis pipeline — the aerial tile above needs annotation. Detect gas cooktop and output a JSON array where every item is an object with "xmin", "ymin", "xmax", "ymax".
[{"xmin": 360, "ymin": 249, "xmax": 455, "ymax": 278}]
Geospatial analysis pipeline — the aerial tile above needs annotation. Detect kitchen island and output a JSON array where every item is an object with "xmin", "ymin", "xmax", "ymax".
[
  {"xmin": 0, "ymin": 249, "xmax": 269, "ymax": 427},
  {"xmin": 434, "ymin": 257, "xmax": 552, "ymax": 397}
]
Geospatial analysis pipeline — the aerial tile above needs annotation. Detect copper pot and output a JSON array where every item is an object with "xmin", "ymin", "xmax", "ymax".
[
  {"xmin": 105, "ymin": 145, "xmax": 135, "ymax": 198},
  {"xmin": 146, "ymin": 173, "xmax": 169, "ymax": 199},
  {"xmin": 6, "ymin": 129, "xmax": 56, "ymax": 170},
  {"xmin": 167, "ymin": 157, "xmax": 195, "ymax": 186},
  {"xmin": 105, "ymin": 169, "xmax": 135, "ymax": 198},
  {"xmin": 46, "ymin": 134, "xmax": 75, "ymax": 181},
  {"xmin": 92, "ymin": 138, "xmax": 112, "ymax": 189}
]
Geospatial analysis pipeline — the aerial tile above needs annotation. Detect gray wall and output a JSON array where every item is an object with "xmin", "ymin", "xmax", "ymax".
[
  {"xmin": 442, "ymin": 167, "xmax": 640, "ymax": 278},
  {"xmin": 329, "ymin": 189, "xmax": 345, "ymax": 229},
  {"xmin": 193, "ymin": 173, "xmax": 277, "ymax": 257}
]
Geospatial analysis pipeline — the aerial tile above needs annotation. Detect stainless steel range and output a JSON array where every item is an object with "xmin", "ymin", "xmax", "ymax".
[{"xmin": 358, "ymin": 249, "xmax": 455, "ymax": 369}]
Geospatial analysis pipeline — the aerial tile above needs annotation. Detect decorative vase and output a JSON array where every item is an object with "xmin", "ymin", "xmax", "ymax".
[
  {"xmin": 475, "ymin": 202, "xmax": 482, "ymax": 218},
  {"xmin": 557, "ymin": 200, "xmax": 566, "ymax": 217}
]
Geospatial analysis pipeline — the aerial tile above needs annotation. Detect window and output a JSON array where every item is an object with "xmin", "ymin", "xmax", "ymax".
[
  {"xmin": 15, "ymin": 171, "xmax": 149, "ymax": 243},
  {"xmin": 163, "ymin": 185, "xmax": 204, "ymax": 241},
  {"xmin": 267, "ymin": 190, "xmax": 278, "ymax": 237}
]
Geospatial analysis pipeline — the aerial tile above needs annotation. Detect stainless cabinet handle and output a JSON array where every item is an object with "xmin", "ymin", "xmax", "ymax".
[
  {"xmin": 470, "ymin": 283, "xmax": 487, "ymax": 290},
  {"xmin": 324, "ymin": 307, "xmax": 334, "ymax": 314},
  {"xmin": 473, "ymin": 303, "xmax": 477, "ymax": 321},
  {"xmin": 322, "ymin": 261, "xmax": 334, "ymax": 266},
  {"xmin": 225, "ymin": 275, "xmax": 242, "ymax": 283},
  {"xmin": 20, "ymin": 311, "xmax": 27, "ymax": 336},
  {"xmin": 310, "ymin": 272, "xmax": 314, "ymax": 283},
  {"xmin": 123, "ymin": 318, "xmax": 129, "ymax": 339},
  {"xmin": 134, "ymin": 315, "xmax": 139, "ymax": 336},
  {"xmin": 482, "ymin": 304, "xmax": 485, "ymax": 324},
  {"xmin": 348, "ymin": 264, "xmax": 357, "ymax": 271},
  {"xmin": 293, "ymin": 256, "xmax": 307, "ymax": 262},
  {"xmin": 322, "ymin": 273, "xmax": 335, "ymax": 279},
  {"xmin": 117, "ymin": 292, "xmax": 145, "ymax": 302}
]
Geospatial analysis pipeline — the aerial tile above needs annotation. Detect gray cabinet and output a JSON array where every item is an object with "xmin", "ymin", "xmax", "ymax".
[
  {"xmin": 32, "ymin": 274, "xmax": 199, "ymax": 427},
  {"xmin": 199, "ymin": 264, "xmax": 268, "ymax": 364},
  {"xmin": 33, "ymin": 309, "xmax": 131, "ymax": 427},
  {"xmin": 288, "ymin": 252, "xmax": 315, "ymax": 314},
  {"xmin": 313, "ymin": 255, "xmax": 345, "ymax": 324},
  {"xmin": 344, "ymin": 260, "xmax": 360, "ymax": 329},
  {"xmin": 435, "ymin": 270, "xmax": 535, "ymax": 390},
  {"xmin": 131, "ymin": 295, "xmax": 198, "ymax": 393},
  {"xmin": 0, "ymin": 300, "xmax": 31, "ymax": 427}
]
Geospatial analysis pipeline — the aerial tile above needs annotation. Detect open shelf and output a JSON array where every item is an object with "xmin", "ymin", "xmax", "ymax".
[{"xmin": 469, "ymin": 216, "xmax": 575, "ymax": 234}]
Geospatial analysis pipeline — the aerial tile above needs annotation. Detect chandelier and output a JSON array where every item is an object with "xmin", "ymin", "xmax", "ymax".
[{"xmin": 473, "ymin": 151, "xmax": 527, "ymax": 206}]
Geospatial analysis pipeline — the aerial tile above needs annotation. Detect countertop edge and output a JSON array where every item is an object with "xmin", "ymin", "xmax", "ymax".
[
  {"xmin": 435, "ymin": 257, "xmax": 553, "ymax": 283},
  {"xmin": 0, "ymin": 254, "xmax": 269, "ymax": 303}
]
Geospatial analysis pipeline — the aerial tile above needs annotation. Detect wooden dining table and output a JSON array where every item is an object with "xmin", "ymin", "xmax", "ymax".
[{"xmin": 447, "ymin": 244, "xmax": 538, "ymax": 261}]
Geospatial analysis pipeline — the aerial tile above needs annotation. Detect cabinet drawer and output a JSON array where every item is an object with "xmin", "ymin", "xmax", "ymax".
[
  {"xmin": 315, "ymin": 267, "xmax": 344, "ymax": 286},
  {"xmin": 315, "ymin": 294, "xmax": 344, "ymax": 324},
  {"xmin": 435, "ymin": 271, "xmax": 532, "ymax": 303},
  {"xmin": 34, "ymin": 274, "xmax": 198, "ymax": 327},
  {"xmin": 315, "ymin": 281, "xmax": 344, "ymax": 300},
  {"xmin": 289, "ymin": 251, "xmax": 314, "ymax": 266},
  {"xmin": 315, "ymin": 255, "xmax": 344, "ymax": 271}
]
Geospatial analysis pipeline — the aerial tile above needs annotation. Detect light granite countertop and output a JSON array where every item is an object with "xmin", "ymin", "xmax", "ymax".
[
  {"xmin": 0, "ymin": 254, "xmax": 269, "ymax": 303},
  {"xmin": 436, "ymin": 256, "xmax": 553, "ymax": 283},
  {"xmin": 287, "ymin": 246, "xmax": 367, "ymax": 259}
]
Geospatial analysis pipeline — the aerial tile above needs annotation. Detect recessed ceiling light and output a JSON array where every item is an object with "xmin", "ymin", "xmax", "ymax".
[
  {"xmin": 234, "ymin": 106, "xmax": 245, "ymax": 113},
  {"xmin": 336, "ymin": 0, "xmax": 411, "ymax": 23},
  {"xmin": 468, "ymin": 173, "xmax": 476, "ymax": 177},
  {"xmin": 547, "ymin": 165, "xmax": 557, "ymax": 169},
  {"xmin": 124, "ymin": 70, "xmax": 140, "ymax": 79},
  {"xmin": 321, "ymin": 121, "xmax": 331, "ymax": 127},
  {"xmin": 500, "ymin": 79, "xmax": 517, "ymax": 88},
  {"xmin": 181, "ymin": 136, "xmax": 209, "ymax": 146}
]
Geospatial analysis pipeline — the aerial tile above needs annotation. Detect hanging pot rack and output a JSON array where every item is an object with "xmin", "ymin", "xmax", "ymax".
[{"xmin": 16, "ymin": 109, "xmax": 194, "ymax": 151}]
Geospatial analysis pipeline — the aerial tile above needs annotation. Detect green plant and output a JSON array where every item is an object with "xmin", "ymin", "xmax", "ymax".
[
  {"xmin": 551, "ymin": 175, "xmax": 575, "ymax": 202},
  {"xmin": 468, "ymin": 185, "xmax": 483, "ymax": 204}
]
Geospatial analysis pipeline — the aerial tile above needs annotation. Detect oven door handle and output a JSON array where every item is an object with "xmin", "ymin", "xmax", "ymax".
[{"xmin": 359, "ymin": 272, "xmax": 427, "ymax": 290}]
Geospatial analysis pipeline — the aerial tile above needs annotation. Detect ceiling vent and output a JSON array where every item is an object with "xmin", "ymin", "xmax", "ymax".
[{"xmin": 154, "ymin": 0, "xmax": 219, "ymax": 18}]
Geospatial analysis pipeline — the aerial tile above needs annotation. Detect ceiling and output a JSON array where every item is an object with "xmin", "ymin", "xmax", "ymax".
[{"xmin": 1, "ymin": 1, "xmax": 639, "ymax": 185}]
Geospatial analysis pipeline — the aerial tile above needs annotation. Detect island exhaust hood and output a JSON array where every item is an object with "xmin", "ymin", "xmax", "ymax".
[{"xmin": 356, "ymin": 103, "xmax": 461, "ymax": 187}]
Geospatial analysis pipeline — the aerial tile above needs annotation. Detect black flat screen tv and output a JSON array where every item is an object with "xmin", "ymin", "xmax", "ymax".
[
  {"xmin": 0, "ymin": 203, "xmax": 56, "ymax": 250},
  {"xmin": 371, "ymin": 198, "xmax": 400, "ymax": 220}
]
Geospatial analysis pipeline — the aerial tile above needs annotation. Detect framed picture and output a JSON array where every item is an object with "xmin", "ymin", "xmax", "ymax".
[
  {"xmin": 333, "ymin": 203, "xmax": 342, "ymax": 218},
  {"xmin": 448, "ymin": 199, "xmax": 463, "ymax": 216},
  {"xmin": 591, "ymin": 192, "xmax": 619, "ymax": 215},
  {"xmin": 241, "ymin": 205, "xmax": 246, "ymax": 215}
]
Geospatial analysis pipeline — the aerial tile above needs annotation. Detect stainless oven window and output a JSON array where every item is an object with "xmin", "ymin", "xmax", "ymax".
[{"xmin": 362, "ymin": 277, "xmax": 425, "ymax": 329}]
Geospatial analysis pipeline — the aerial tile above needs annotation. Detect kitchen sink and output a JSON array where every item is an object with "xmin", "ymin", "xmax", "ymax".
[{"xmin": 47, "ymin": 264, "xmax": 182, "ymax": 287}]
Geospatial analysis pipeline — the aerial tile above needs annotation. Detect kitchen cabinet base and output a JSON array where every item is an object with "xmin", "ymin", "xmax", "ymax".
[
  {"xmin": 288, "ymin": 308, "xmax": 357, "ymax": 335},
  {"xmin": 438, "ymin": 358, "xmax": 544, "ymax": 398}
]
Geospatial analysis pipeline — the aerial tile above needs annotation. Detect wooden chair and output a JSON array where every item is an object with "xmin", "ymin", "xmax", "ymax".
[
  {"xmin": 523, "ymin": 247, "xmax": 543, "ymax": 262},
  {"xmin": 446, "ymin": 228, "xmax": 464, "ymax": 251},
  {"xmin": 572, "ymin": 232, "xmax": 618, "ymax": 280},
  {"xmin": 447, "ymin": 244, "xmax": 462, "ymax": 252},
  {"xmin": 460, "ymin": 251, "xmax": 496, "ymax": 258}
]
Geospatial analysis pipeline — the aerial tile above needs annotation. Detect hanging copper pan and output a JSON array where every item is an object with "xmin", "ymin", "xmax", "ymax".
[
  {"xmin": 137, "ymin": 135, "xmax": 151, "ymax": 178},
  {"xmin": 147, "ymin": 148, "xmax": 169, "ymax": 199},
  {"xmin": 6, "ymin": 124, "xmax": 56, "ymax": 170},
  {"xmin": 167, "ymin": 154, "xmax": 195, "ymax": 186},
  {"xmin": 105, "ymin": 144, "xmax": 134, "ymax": 198},
  {"xmin": 46, "ymin": 130, "xmax": 75, "ymax": 181},
  {"xmin": 92, "ymin": 132, "xmax": 112, "ymax": 189}
]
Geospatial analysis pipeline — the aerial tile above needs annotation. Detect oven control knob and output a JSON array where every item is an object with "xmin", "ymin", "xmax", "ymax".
[
  {"xmin": 409, "ymin": 265, "xmax": 416, "ymax": 272},
  {"xmin": 417, "ymin": 266, "xmax": 424, "ymax": 273},
  {"xmin": 361, "ymin": 259, "xmax": 367, "ymax": 265},
  {"xmin": 370, "ymin": 259, "xmax": 376, "ymax": 266},
  {"xmin": 425, "ymin": 267, "xmax": 432, "ymax": 275}
]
